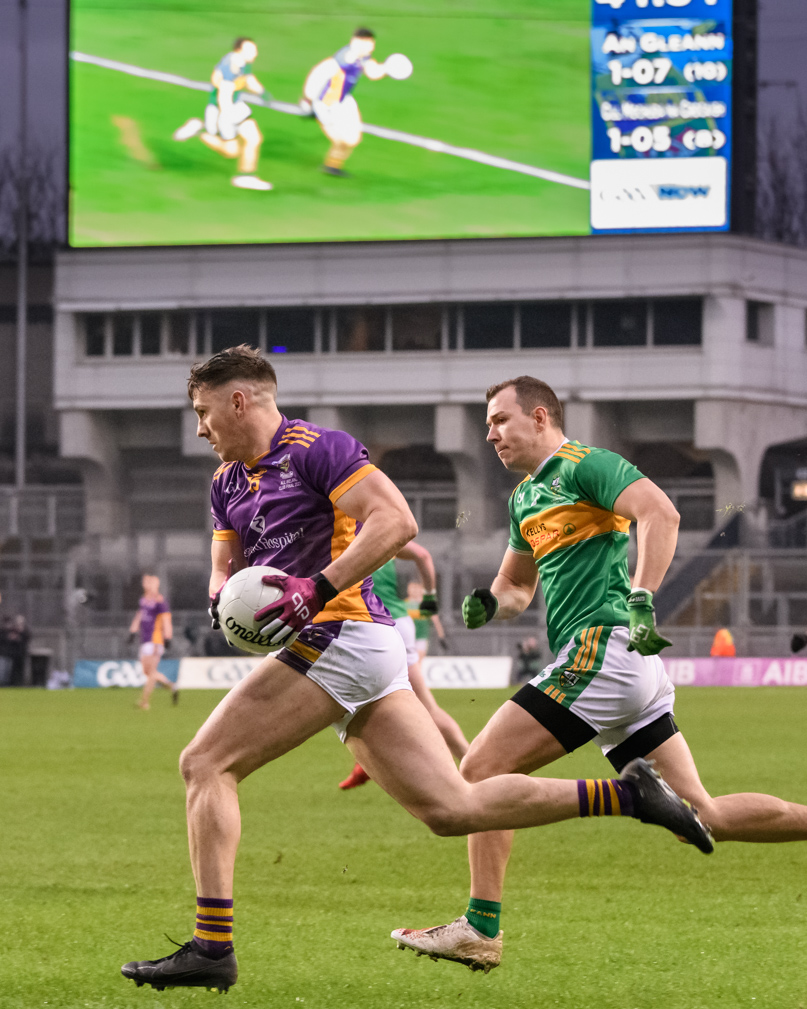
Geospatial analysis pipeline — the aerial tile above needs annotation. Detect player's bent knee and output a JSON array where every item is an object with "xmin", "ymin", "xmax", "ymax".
[
  {"xmin": 459, "ymin": 748, "xmax": 509, "ymax": 784},
  {"xmin": 417, "ymin": 799, "xmax": 475, "ymax": 837}
]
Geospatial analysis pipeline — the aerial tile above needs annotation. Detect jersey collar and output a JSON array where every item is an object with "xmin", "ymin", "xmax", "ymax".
[
  {"xmin": 531, "ymin": 438, "xmax": 569, "ymax": 479},
  {"xmin": 244, "ymin": 415, "xmax": 289, "ymax": 469}
]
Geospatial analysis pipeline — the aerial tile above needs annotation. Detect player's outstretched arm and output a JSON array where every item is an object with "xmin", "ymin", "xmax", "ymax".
[
  {"xmin": 363, "ymin": 58, "xmax": 387, "ymax": 81},
  {"xmin": 244, "ymin": 74, "xmax": 264, "ymax": 95},
  {"xmin": 324, "ymin": 470, "xmax": 418, "ymax": 592},
  {"xmin": 396, "ymin": 541, "xmax": 439, "ymax": 615}
]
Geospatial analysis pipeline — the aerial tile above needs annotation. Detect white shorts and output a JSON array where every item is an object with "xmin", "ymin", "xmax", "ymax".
[
  {"xmin": 512, "ymin": 625, "xmax": 676, "ymax": 765},
  {"xmin": 205, "ymin": 100, "xmax": 253, "ymax": 141},
  {"xmin": 277, "ymin": 620, "xmax": 411, "ymax": 741},
  {"xmin": 139, "ymin": 642, "xmax": 165, "ymax": 659},
  {"xmin": 313, "ymin": 95, "xmax": 362, "ymax": 147},
  {"xmin": 394, "ymin": 615, "xmax": 420, "ymax": 666}
]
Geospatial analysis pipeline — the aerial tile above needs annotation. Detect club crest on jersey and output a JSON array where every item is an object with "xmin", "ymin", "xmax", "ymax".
[
  {"xmin": 550, "ymin": 476, "xmax": 562, "ymax": 495},
  {"xmin": 559, "ymin": 669, "xmax": 579, "ymax": 688},
  {"xmin": 271, "ymin": 453, "xmax": 292, "ymax": 473}
]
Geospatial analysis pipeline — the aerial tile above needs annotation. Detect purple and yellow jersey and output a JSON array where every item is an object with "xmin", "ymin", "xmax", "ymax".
[
  {"xmin": 210, "ymin": 417, "xmax": 393, "ymax": 626},
  {"xmin": 318, "ymin": 46, "xmax": 369, "ymax": 106},
  {"xmin": 208, "ymin": 53, "xmax": 253, "ymax": 106},
  {"xmin": 139, "ymin": 595, "xmax": 170, "ymax": 645}
]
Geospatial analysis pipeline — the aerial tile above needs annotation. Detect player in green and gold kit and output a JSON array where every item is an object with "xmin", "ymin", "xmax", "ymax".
[{"xmin": 391, "ymin": 376, "xmax": 807, "ymax": 973}]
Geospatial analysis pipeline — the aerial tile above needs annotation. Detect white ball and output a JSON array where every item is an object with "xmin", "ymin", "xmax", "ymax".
[
  {"xmin": 384, "ymin": 53, "xmax": 413, "ymax": 80},
  {"xmin": 218, "ymin": 565, "xmax": 289, "ymax": 655}
]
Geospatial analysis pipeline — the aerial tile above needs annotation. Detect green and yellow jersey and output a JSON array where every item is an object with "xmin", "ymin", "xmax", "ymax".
[
  {"xmin": 508, "ymin": 440, "xmax": 643, "ymax": 656},
  {"xmin": 371, "ymin": 559, "xmax": 409, "ymax": 620}
]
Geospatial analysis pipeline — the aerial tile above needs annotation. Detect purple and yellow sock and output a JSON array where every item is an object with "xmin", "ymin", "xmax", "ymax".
[
  {"xmin": 577, "ymin": 779, "xmax": 635, "ymax": 818},
  {"xmin": 193, "ymin": 897, "xmax": 233, "ymax": 958}
]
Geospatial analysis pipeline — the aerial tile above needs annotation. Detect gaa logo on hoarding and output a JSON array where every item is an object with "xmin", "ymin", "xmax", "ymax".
[{"xmin": 97, "ymin": 661, "xmax": 146, "ymax": 687}]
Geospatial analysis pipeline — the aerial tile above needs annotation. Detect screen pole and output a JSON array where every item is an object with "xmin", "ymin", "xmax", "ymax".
[{"xmin": 15, "ymin": 0, "xmax": 28, "ymax": 490}]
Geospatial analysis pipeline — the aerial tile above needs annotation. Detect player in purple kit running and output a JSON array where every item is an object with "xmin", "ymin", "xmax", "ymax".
[
  {"xmin": 120, "ymin": 346, "xmax": 712, "ymax": 994},
  {"xmin": 128, "ymin": 574, "xmax": 177, "ymax": 710}
]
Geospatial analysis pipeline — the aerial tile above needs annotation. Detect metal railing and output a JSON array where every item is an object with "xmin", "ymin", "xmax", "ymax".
[{"xmin": 0, "ymin": 486, "xmax": 84, "ymax": 539}]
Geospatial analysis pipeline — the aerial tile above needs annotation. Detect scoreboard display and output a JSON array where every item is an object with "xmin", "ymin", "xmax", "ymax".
[
  {"xmin": 590, "ymin": 0, "xmax": 733, "ymax": 232},
  {"xmin": 68, "ymin": 0, "xmax": 738, "ymax": 248}
]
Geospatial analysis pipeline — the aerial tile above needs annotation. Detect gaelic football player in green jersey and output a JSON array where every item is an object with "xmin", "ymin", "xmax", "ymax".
[{"xmin": 392, "ymin": 376, "xmax": 807, "ymax": 974}]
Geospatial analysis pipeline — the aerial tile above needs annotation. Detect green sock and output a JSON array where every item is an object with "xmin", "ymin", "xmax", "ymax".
[{"xmin": 465, "ymin": 897, "xmax": 501, "ymax": 938}]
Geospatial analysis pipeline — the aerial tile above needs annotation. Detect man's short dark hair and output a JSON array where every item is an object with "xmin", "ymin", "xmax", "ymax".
[
  {"xmin": 187, "ymin": 345, "xmax": 278, "ymax": 400},
  {"xmin": 486, "ymin": 376, "xmax": 563, "ymax": 429},
  {"xmin": 233, "ymin": 36, "xmax": 255, "ymax": 51},
  {"xmin": 352, "ymin": 27, "xmax": 375, "ymax": 39}
]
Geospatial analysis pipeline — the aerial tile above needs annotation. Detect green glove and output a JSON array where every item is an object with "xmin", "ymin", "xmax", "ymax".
[
  {"xmin": 462, "ymin": 588, "xmax": 498, "ymax": 629},
  {"xmin": 419, "ymin": 592, "xmax": 438, "ymax": 616},
  {"xmin": 626, "ymin": 588, "xmax": 672, "ymax": 656}
]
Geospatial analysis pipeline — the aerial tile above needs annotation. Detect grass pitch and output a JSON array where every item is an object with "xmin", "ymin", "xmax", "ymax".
[
  {"xmin": 4, "ymin": 686, "xmax": 807, "ymax": 1009},
  {"xmin": 69, "ymin": 0, "xmax": 590, "ymax": 246}
]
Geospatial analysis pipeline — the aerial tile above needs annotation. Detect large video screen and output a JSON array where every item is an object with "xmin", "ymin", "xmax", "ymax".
[{"xmin": 68, "ymin": 0, "xmax": 732, "ymax": 247}]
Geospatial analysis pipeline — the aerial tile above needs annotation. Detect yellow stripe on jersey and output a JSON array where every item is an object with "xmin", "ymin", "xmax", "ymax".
[
  {"xmin": 328, "ymin": 464, "xmax": 377, "ymax": 504},
  {"xmin": 277, "ymin": 437, "xmax": 317, "ymax": 449},
  {"xmin": 212, "ymin": 529, "xmax": 240, "ymax": 541},
  {"xmin": 213, "ymin": 461, "xmax": 236, "ymax": 481},
  {"xmin": 284, "ymin": 425, "xmax": 321, "ymax": 440},
  {"xmin": 519, "ymin": 502, "xmax": 630, "ymax": 562},
  {"xmin": 314, "ymin": 503, "xmax": 372, "ymax": 624}
]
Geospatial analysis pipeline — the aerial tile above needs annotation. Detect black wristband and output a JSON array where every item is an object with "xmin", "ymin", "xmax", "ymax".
[{"xmin": 312, "ymin": 572, "xmax": 339, "ymax": 604}]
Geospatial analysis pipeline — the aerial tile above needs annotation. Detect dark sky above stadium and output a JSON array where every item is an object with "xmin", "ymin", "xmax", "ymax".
[{"xmin": 0, "ymin": 0, "xmax": 805, "ymax": 178}]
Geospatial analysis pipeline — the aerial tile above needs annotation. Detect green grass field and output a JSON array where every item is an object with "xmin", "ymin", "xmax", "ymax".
[
  {"xmin": 4, "ymin": 686, "xmax": 807, "ymax": 1009},
  {"xmin": 69, "ymin": 0, "xmax": 591, "ymax": 246}
]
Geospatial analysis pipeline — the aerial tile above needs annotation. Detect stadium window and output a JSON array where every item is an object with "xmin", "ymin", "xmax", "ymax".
[
  {"xmin": 462, "ymin": 303, "xmax": 515, "ymax": 350},
  {"xmin": 652, "ymin": 299, "xmax": 702, "ymax": 346},
  {"xmin": 140, "ymin": 312, "xmax": 163, "ymax": 355},
  {"xmin": 112, "ymin": 314, "xmax": 135, "ymax": 356},
  {"xmin": 166, "ymin": 312, "xmax": 192, "ymax": 355},
  {"xmin": 210, "ymin": 309, "xmax": 261, "ymax": 353},
  {"xmin": 520, "ymin": 302, "xmax": 572, "ymax": 349},
  {"xmin": 265, "ymin": 308, "xmax": 315, "ymax": 354},
  {"xmin": 391, "ymin": 304, "xmax": 443, "ymax": 351},
  {"xmin": 746, "ymin": 301, "xmax": 774, "ymax": 345},
  {"xmin": 84, "ymin": 313, "xmax": 106, "ymax": 356},
  {"xmin": 592, "ymin": 300, "xmax": 648, "ymax": 347},
  {"xmin": 336, "ymin": 306, "xmax": 385, "ymax": 352}
]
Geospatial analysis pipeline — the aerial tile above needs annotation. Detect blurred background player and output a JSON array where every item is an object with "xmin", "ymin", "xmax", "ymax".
[
  {"xmin": 129, "ymin": 573, "xmax": 177, "ymax": 710},
  {"xmin": 173, "ymin": 38, "xmax": 273, "ymax": 191},
  {"xmin": 339, "ymin": 543, "xmax": 469, "ymax": 789},
  {"xmin": 407, "ymin": 579, "xmax": 451, "ymax": 658},
  {"xmin": 301, "ymin": 28, "xmax": 408, "ymax": 177}
]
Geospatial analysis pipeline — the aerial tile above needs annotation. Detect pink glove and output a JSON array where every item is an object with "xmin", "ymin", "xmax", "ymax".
[{"xmin": 255, "ymin": 572, "xmax": 339, "ymax": 646}]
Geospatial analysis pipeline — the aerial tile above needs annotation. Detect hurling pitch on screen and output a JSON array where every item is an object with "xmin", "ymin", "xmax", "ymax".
[{"xmin": 69, "ymin": 0, "xmax": 591, "ymax": 247}]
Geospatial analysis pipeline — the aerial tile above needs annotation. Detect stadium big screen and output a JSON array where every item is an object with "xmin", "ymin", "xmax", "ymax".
[{"xmin": 68, "ymin": 0, "xmax": 734, "ymax": 247}]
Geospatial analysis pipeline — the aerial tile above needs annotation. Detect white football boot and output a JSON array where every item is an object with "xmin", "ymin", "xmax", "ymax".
[
  {"xmin": 231, "ymin": 175, "xmax": 273, "ymax": 191},
  {"xmin": 391, "ymin": 916, "xmax": 502, "ymax": 973},
  {"xmin": 172, "ymin": 118, "xmax": 204, "ymax": 141}
]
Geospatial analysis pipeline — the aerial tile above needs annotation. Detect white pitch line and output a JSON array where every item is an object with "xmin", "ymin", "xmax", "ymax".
[{"xmin": 71, "ymin": 51, "xmax": 590, "ymax": 192}]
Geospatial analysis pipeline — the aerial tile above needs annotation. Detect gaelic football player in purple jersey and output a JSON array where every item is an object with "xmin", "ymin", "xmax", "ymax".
[
  {"xmin": 128, "ymin": 573, "xmax": 177, "ymax": 710},
  {"xmin": 121, "ymin": 346, "xmax": 712, "ymax": 994}
]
